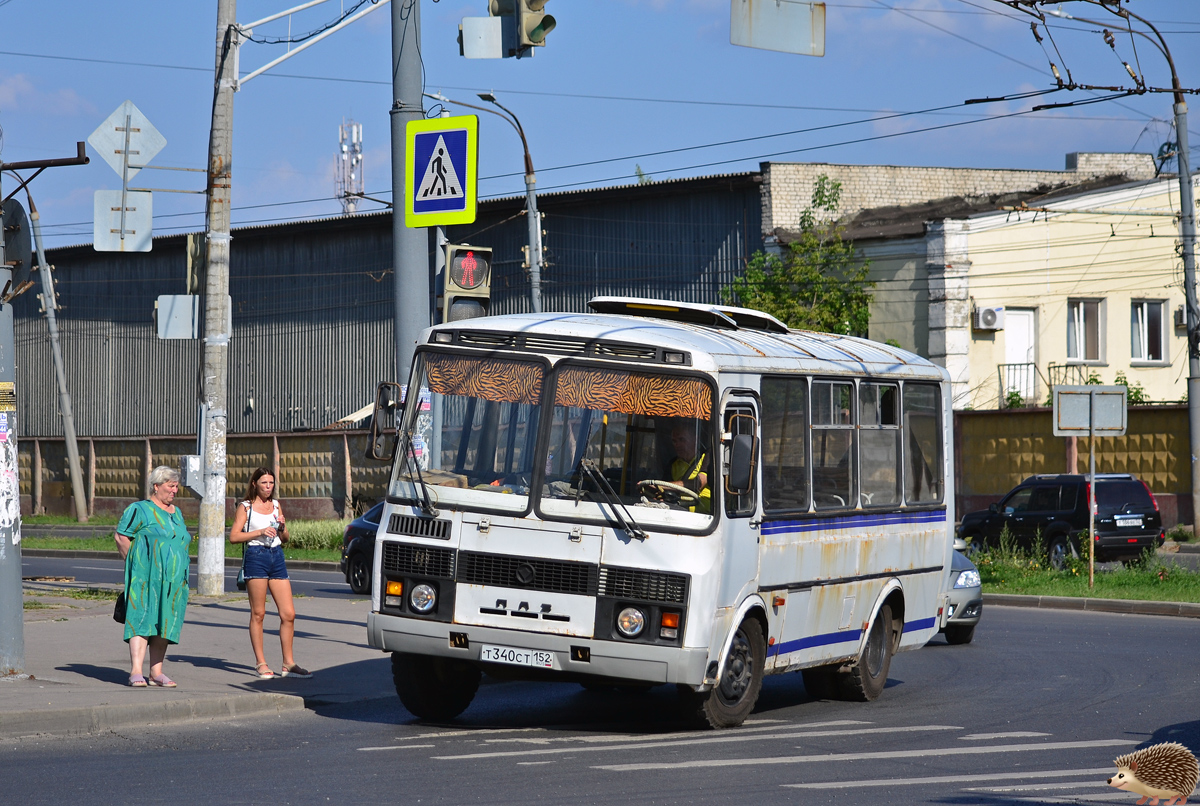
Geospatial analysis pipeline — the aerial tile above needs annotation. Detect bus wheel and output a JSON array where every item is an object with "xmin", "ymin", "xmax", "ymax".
[
  {"xmin": 391, "ymin": 652, "xmax": 480, "ymax": 721},
  {"xmin": 684, "ymin": 617, "xmax": 765, "ymax": 729},
  {"xmin": 837, "ymin": 604, "xmax": 895, "ymax": 702}
]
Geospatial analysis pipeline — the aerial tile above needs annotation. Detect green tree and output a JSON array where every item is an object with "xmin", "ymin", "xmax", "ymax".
[{"xmin": 723, "ymin": 175, "xmax": 874, "ymax": 334}]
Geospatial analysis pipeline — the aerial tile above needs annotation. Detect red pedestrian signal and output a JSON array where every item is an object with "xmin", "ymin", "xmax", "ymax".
[{"xmin": 443, "ymin": 243, "xmax": 493, "ymax": 321}]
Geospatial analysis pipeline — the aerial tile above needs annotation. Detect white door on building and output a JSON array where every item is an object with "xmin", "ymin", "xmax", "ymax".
[{"xmin": 1004, "ymin": 308, "xmax": 1037, "ymax": 402}]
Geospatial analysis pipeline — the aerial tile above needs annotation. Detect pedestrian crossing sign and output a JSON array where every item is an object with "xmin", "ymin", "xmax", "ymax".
[{"xmin": 405, "ymin": 115, "xmax": 478, "ymax": 228}]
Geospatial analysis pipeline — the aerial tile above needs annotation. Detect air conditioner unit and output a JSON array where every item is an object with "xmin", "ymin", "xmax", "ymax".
[
  {"xmin": 973, "ymin": 306, "xmax": 1005, "ymax": 331},
  {"xmin": 1176, "ymin": 305, "xmax": 1187, "ymax": 330}
]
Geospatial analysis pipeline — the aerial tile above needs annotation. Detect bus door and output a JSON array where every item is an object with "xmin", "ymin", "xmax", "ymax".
[{"xmin": 720, "ymin": 394, "xmax": 762, "ymax": 616}]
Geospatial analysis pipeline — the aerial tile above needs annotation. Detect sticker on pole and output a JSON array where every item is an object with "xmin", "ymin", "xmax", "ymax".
[{"xmin": 405, "ymin": 115, "xmax": 478, "ymax": 228}]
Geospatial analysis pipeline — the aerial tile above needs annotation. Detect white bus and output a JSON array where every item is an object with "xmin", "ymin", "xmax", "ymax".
[{"xmin": 365, "ymin": 297, "xmax": 954, "ymax": 728}]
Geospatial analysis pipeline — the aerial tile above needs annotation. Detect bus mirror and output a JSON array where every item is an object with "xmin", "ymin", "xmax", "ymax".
[
  {"xmin": 368, "ymin": 381, "xmax": 402, "ymax": 462},
  {"xmin": 728, "ymin": 433, "xmax": 755, "ymax": 493}
]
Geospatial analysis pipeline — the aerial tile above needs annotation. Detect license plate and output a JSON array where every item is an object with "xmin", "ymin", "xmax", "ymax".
[
  {"xmin": 480, "ymin": 644, "xmax": 554, "ymax": 669},
  {"xmin": 1115, "ymin": 516, "xmax": 1143, "ymax": 528}
]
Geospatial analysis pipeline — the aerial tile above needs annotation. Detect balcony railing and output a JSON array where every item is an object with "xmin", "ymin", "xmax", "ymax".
[
  {"xmin": 997, "ymin": 362, "xmax": 1045, "ymax": 408},
  {"xmin": 1048, "ymin": 363, "xmax": 1090, "ymax": 387}
]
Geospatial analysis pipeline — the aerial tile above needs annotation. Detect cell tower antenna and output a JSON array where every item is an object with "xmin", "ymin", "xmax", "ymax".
[{"xmin": 336, "ymin": 118, "xmax": 364, "ymax": 214}]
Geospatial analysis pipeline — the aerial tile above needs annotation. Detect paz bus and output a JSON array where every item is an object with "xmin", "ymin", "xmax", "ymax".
[{"xmin": 365, "ymin": 297, "xmax": 954, "ymax": 728}]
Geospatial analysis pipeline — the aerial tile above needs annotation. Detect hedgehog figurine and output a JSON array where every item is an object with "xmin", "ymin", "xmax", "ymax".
[{"xmin": 1108, "ymin": 742, "xmax": 1199, "ymax": 805}]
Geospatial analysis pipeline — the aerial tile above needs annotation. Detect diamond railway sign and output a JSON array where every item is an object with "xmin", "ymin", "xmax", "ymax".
[{"xmin": 404, "ymin": 115, "xmax": 478, "ymax": 228}]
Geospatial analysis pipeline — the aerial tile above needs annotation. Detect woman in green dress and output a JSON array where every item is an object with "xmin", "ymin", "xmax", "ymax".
[{"xmin": 114, "ymin": 465, "xmax": 191, "ymax": 687}]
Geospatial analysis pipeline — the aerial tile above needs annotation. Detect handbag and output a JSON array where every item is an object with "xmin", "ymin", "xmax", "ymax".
[
  {"xmin": 113, "ymin": 592, "xmax": 126, "ymax": 623},
  {"xmin": 236, "ymin": 500, "xmax": 248, "ymax": 591}
]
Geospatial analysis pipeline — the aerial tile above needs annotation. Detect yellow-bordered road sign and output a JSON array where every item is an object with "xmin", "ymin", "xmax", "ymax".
[{"xmin": 405, "ymin": 115, "xmax": 478, "ymax": 228}]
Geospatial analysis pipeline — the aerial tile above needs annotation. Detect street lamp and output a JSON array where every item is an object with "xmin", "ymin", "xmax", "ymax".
[{"xmin": 477, "ymin": 92, "xmax": 544, "ymax": 314}]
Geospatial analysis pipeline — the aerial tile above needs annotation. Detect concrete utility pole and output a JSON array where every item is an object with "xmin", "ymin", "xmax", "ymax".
[
  {"xmin": 391, "ymin": 0, "xmax": 428, "ymax": 384},
  {"xmin": 28, "ymin": 195, "xmax": 87, "ymax": 523},
  {"xmin": 198, "ymin": 0, "xmax": 238, "ymax": 596}
]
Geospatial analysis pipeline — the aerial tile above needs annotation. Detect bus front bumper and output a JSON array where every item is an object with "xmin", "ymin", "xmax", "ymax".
[{"xmin": 367, "ymin": 611, "xmax": 710, "ymax": 686}]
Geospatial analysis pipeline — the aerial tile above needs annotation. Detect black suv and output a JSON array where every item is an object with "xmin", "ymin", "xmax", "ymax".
[{"xmin": 958, "ymin": 474, "xmax": 1164, "ymax": 568}]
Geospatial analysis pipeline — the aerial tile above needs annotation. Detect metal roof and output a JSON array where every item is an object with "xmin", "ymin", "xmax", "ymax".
[{"xmin": 428, "ymin": 307, "xmax": 945, "ymax": 380}]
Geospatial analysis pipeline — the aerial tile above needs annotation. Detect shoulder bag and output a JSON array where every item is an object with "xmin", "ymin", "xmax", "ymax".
[{"xmin": 236, "ymin": 500, "xmax": 250, "ymax": 591}]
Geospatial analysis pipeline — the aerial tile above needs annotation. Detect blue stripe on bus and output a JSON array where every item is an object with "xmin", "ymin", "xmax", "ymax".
[
  {"xmin": 767, "ymin": 628, "xmax": 862, "ymax": 657},
  {"xmin": 761, "ymin": 509, "xmax": 946, "ymax": 537},
  {"xmin": 905, "ymin": 616, "xmax": 937, "ymax": 631},
  {"xmin": 767, "ymin": 616, "xmax": 939, "ymax": 658}
]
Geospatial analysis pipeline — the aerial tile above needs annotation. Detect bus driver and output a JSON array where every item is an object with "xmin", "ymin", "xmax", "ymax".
[{"xmin": 668, "ymin": 422, "xmax": 711, "ymax": 514}]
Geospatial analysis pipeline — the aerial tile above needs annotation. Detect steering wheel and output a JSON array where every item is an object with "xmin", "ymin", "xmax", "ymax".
[{"xmin": 637, "ymin": 479, "xmax": 700, "ymax": 505}]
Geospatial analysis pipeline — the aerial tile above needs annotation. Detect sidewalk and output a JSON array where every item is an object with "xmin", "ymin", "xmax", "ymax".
[{"xmin": 0, "ymin": 581, "xmax": 394, "ymax": 740}]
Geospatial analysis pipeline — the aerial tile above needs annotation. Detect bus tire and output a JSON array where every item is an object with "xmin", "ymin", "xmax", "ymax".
[
  {"xmin": 391, "ymin": 652, "xmax": 480, "ymax": 721},
  {"xmin": 836, "ymin": 604, "xmax": 895, "ymax": 702},
  {"xmin": 801, "ymin": 664, "xmax": 840, "ymax": 700},
  {"xmin": 683, "ymin": 617, "xmax": 765, "ymax": 729}
]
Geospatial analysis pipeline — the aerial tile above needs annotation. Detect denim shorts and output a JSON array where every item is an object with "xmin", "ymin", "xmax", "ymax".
[{"xmin": 243, "ymin": 545, "xmax": 289, "ymax": 581}]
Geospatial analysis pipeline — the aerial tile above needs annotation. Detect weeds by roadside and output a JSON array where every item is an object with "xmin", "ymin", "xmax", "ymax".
[{"xmin": 973, "ymin": 528, "xmax": 1200, "ymax": 603}]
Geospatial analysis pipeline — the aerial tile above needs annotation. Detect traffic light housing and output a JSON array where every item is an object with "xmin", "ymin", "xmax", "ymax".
[
  {"xmin": 516, "ymin": 0, "xmax": 555, "ymax": 49},
  {"xmin": 442, "ymin": 243, "xmax": 493, "ymax": 322}
]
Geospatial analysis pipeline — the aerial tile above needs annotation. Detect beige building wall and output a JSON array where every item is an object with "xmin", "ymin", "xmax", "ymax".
[
  {"xmin": 961, "ymin": 177, "xmax": 1191, "ymax": 409},
  {"xmin": 861, "ymin": 238, "xmax": 928, "ymax": 355}
]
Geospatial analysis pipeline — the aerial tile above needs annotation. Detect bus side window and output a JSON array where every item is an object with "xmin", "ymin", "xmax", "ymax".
[
  {"xmin": 903, "ymin": 383, "xmax": 943, "ymax": 504},
  {"xmin": 724, "ymin": 406, "xmax": 758, "ymax": 517},
  {"xmin": 812, "ymin": 380, "xmax": 855, "ymax": 510},
  {"xmin": 859, "ymin": 382, "xmax": 900, "ymax": 507},
  {"xmin": 760, "ymin": 377, "xmax": 809, "ymax": 514}
]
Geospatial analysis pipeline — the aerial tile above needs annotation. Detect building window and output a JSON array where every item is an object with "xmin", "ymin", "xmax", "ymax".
[
  {"xmin": 1067, "ymin": 299, "xmax": 1103, "ymax": 363},
  {"xmin": 1131, "ymin": 300, "xmax": 1165, "ymax": 363}
]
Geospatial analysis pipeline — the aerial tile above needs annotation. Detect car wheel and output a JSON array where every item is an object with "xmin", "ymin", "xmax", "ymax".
[
  {"xmin": 1046, "ymin": 535, "xmax": 1073, "ymax": 571},
  {"xmin": 835, "ymin": 604, "xmax": 896, "ymax": 702},
  {"xmin": 681, "ymin": 617, "xmax": 765, "ymax": 729},
  {"xmin": 391, "ymin": 652, "xmax": 480, "ymax": 721},
  {"xmin": 347, "ymin": 551, "xmax": 371, "ymax": 595},
  {"xmin": 944, "ymin": 624, "xmax": 975, "ymax": 645}
]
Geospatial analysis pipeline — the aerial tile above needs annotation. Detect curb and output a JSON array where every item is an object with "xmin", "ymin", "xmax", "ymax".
[
  {"xmin": 20, "ymin": 549, "xmax": 340, "ymax": 573},
  {"xmin": 983, "ymin": 593, "xmax": 1200, "ymax": 618},
  {"xmin": 0, "ymin": 691, "xmax": 306, "ymax": 740}
]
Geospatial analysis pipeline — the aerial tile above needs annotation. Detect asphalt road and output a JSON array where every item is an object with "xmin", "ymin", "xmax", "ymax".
[
  {"xmin": 3, "ymin": 606, "xmax": 1197, "ymax": 805},
  {"xmin": 20, "ymin": 554, "xmax": 358, "ymax": 601}
]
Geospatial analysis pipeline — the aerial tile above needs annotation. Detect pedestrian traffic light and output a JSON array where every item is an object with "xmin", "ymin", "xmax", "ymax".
[
  {"xmin": 516, "ymin": 0, "xmax": 555, "ymax": 49},
  {"xmin": 442, "ymin": 243, "xmax": 493, "ymax": 322}
]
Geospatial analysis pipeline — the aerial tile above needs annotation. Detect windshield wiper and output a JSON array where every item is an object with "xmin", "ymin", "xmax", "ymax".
[
  {"xmin": 402, "ymin": 436, "xmax": 439, "ymax": 518},
  {"xmin": 579, "ymin": 459, "xmax": 647, "ymax": 541}
]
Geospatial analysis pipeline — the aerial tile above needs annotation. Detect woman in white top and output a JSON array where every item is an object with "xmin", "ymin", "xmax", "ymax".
[{"xmin": 230, "ymin": 467, "xmax": 310, "ymax": 680}]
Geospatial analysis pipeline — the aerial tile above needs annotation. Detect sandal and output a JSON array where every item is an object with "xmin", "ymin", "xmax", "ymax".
[
  {"xmin": 254, "ymin": 662, "xmax": 276, "ymax": 680},
  {"xmin": 148, "ymin": 673, "xmax": 176, "ymax": 688},
  {"xmin": 128, "ymin": 674, "xmax": 147, "ymax": 688},
  {"xmin": 279, "ymin": 663, "xmax": 312, "ymax": 679}
]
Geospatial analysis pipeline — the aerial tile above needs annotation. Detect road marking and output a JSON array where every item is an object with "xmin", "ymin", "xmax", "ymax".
[
  {"xmin": 403, "ymin": 727, "xmax": 546, "ymax": 740},
  {"xmin": 1015, "ymin": 794, "xmax": 1131, "ymax": 803},
  {"xmin": 482, "ymin": 719, "xmax": 868, "ymax": 746},
  {"xmin": 594, "ymin": 739, "xmax": 1137, "ymax": 771},
  {"xmin": 960, "ymin": 732, "xmax": 1051, "ymax": 740},
  {"xmin": 781, "ymin": 768, "xmax": 1113, "ymax": 789},
  {"xmin": 357, "ymin": 744, "xmax": 436, "ymax": 752},
  {"xmin": 517, "ymin": 761, "xmax": 557, "ymax": 766},
  {"xmin": 966, "ymin": 782, "xmax": 1109, "ymax": 792},
  {"xmin": 433, "ymin": 724, "xmax": 961, "ymax": 761}
]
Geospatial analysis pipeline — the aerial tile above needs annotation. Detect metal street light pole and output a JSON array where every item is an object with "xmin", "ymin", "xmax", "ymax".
[{"xmin": 478, "ymin": 93, "xmax": 543, "ymax": 314}]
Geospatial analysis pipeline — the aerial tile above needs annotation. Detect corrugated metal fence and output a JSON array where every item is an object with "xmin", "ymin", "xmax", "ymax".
[{"xmin": 19, "ymin": 173, "xmax": 762, "ymax": 438}]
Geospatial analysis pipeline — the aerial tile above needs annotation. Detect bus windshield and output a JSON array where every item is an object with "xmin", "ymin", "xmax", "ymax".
[
  {"xmin": 390, "ymin": 351, "xmax": 545, "ymax": 514},
  {"xmin": 540, "ymin": 364, "xmax": 715, "ymax": 529}
]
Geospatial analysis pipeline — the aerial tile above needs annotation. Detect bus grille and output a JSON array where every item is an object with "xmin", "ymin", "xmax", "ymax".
[
  {"xmin": 457, "ymin": 551, "xmax": 599, "ymax": 596},
  {"xmin": 387, "ymin": 514, "xmax": 451, "ymax": 540},
  {"xmin": 382, "ymin": 543, "xmax": 456, "ymax": 579},
  {"xmin": 599, "ymin": 567, "xmax": 689, "ymax": 604}
]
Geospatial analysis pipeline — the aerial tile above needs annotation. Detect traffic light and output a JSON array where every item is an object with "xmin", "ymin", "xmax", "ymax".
[
  {"xmin": 442, "ymin": 243, "xmax": 493, "ymax": 322},
  {"xmin": 516, "ymin": 0, "xmax": 555, "ymax": 49}
]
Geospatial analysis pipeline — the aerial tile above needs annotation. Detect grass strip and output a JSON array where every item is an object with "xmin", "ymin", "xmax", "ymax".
[
  {"xmin": 976, "ymin": 531, "xmax": 1200, "ymax": 603},
  {"xmin": 21, "ymin": 534, "xmax": 342, "ymax": 564}
]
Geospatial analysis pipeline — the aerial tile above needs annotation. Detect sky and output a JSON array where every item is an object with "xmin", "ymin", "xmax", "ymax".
[{"xmin": 2, "ymin": 0, "xmax": 1200, "ymax": 249}]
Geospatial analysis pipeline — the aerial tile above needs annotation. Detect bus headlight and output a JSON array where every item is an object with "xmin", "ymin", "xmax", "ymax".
[
  {"xmin": 616, "ymin": 607, "xmax": 645, "ymax": 638},
  {"xmin": 410, "ymin": 583, "xmax": 437, "ymax": 613}
]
